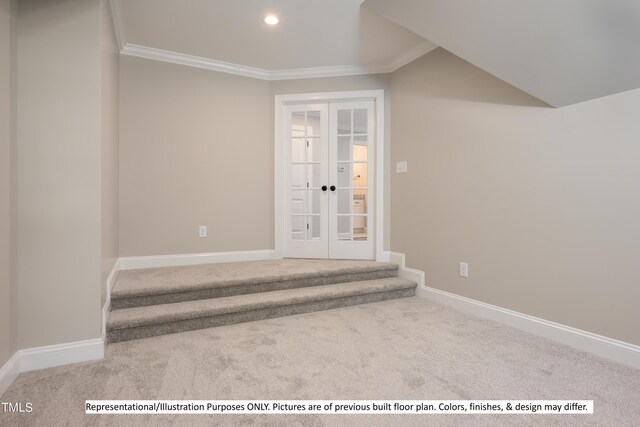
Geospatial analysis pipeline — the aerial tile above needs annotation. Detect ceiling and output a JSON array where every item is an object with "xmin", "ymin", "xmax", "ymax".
[
  {"xmin": 114, "ymin": 0, "xmax": 435, "ymax": 75},
  {"xmin": 365, "ymin": 0, "xmax": 640, "ymax": 107},
  {"xmin": 113, "ymin": 0, "xmax": 640, "ymax": 106}
]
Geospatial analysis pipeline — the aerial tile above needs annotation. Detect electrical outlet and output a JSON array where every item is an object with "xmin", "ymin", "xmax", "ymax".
[
  {"xmin": 396, "ymin": 161, "xmax": 408, "ymax": 174},
  {"xmin": 199, "ymin": 225, "xmax": 207, "ymax": 238},
  {"xmin": 459, "ymin": 262, "xmax": 469, "ymax": 278}
]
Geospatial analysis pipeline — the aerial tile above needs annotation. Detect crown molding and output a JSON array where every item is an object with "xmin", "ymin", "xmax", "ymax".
[
  {"xmin": 268, "ymin": 64, "xmax": 389, "ymax": 80},
  {"xmin": 109, "ymin": 0, "xmax": 126, "ymax": 51},
  {"xmin": 120, "ymin": 42, "xmax": 434, "ymax": 81},
  {"xmin": 111, "ymin": 0, "xmax": 437, "ymax": 81},
  {"xmin": 121, "ymin": 43, "xmax": 271, "ymax": 80}
]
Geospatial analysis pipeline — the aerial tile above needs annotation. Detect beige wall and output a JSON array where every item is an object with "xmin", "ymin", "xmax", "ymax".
[
  {"xmin": 100, "ymin": 0, "xmax": 119, "ymax": 306},
  {"xmin": 119, "ymin": 62, "xmax": 391, "ymax": 257},
  {"xmin": 270, "ymin": 75, "xmax": 392, "ymax": 251},
  {"xmin": 5, "ymin": 1, "xmax": 637, "ymax": 357},
  {"xmin": 16, "ymin": 0, "xmax": 102, "ymax": 348},
  {"xmin": 0, "ymin": 0, "xmax": 16, "ymax": 366},
  {"xmin": 119, "ymin": 56, "xmax": 272, "ymax": 256},
  {"xmin": 390, "ymin": 48, "xmax": 640, "ymax": 345}
]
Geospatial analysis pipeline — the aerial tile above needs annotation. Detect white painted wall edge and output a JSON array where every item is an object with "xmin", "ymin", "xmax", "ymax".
[
  {"xmin": 387, "ymin": 251, "xmax": 640, "ymax": 369},
  {"xmin": 119, "ymin": 249, "xmax": 277, "ymax": 270},
  {"xmin": 0, "ymin": 353, "xmax": 20, "ymax": 398}
]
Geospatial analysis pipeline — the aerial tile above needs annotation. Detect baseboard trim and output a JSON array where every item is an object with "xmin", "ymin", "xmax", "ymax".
[
  {"xmin": 0, "ymin": 353, "xmax": 21, "ymax": 398},
  {"xmin": 0, "ymin": 337, "xmax": 105, "ymax": 397},
  {"xmin": 101, "ymin": 301, "xmax": 109, "ymax": 343},
  {"xmin": 102, "ymin": 260, "xmax": 121, "ymax": 341},
  {"xmin": 423, "ymin": 286, "xmax": 640, "ymax": 369},
  {"xmin": 389, "ymin": 251, "xmax": 640, "ymax": 369},
  {"xmin": 18, "ymin": 338, "xmax": 104, "ymax": 373},
  {"xmin": 119, "ymin": 249, "xmax": 277, "ymax": 270},
  {"xmin": 386, "ymin": 251, "xmax": 425, "ymax": 288}
]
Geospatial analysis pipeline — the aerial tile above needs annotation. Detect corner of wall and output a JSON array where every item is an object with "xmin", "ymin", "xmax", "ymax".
[
  {"xmin": 100, "ymin": 0, "xmax": 120, "ymax": 310},
  {"xmin": 9, "ymin": 0, "xmax": 18, "ymax": 361}
]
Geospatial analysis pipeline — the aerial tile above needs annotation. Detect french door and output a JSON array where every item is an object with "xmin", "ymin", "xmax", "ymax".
[{"xmin": 284, "ymin": 100, "xmax": 374, "ymax": 259}]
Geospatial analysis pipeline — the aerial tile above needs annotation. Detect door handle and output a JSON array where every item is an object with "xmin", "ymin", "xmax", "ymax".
[
  {"xmin": 330, "ymin": 185, "xmax": 336, "ymax": 192},
  {"xmin": 322, "ymin": 185, "xmax": 328, "ymax": 191}
]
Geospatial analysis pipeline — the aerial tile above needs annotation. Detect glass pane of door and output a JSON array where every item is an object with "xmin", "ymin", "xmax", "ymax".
[
  {"xmin": 333, "ymin": 106, "xmax": 368, "ymax": 242},
  {"xmin": 353, "ymin": 109, "xmax": 367, "ymax": 134},
  {"xmin": 289, "ymin": 108, "xmax": 327, "ymax": 245},
  {"xmin": 329, "ymin": 100, "xmax": 374, "ymax": 259},
  {"xmin": 285, "ymin": 100, "xmax": 373, "ymax": 260}
]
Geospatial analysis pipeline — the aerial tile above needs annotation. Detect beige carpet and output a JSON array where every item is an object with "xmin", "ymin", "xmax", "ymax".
[
  {"xmin": 112, "ymin": 259, "xmax": 398, "ymax": 298},
  {"xmin": 1, "ymin": 297, "xmax": 639, "ymax": 426}
]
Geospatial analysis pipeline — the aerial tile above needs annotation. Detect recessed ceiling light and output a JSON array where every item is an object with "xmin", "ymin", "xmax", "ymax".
[{"xmin": 264, "ymin": 15, "xmax": 279, "ymax": 26}]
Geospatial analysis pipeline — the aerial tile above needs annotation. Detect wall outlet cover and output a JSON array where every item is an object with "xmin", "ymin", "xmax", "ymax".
[
  {"xmin": 459, "ymin": 262, "xmax": 469, "ymax": 278},
  {"xmin": 396, "ymin": 161, "xmax": 408, "ymax": 173}
]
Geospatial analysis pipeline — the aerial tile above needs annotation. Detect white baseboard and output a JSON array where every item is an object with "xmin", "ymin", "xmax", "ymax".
[
  {"xmin": 0, "ymin": 353, "xmax": 21, "ymax": 398},
  {"xmin": 0, "ymin": 337, "xmax": 105, "ymax": 398},
  {"xmin": 1, "ymin": 259, "xmax": 120, "ymax": 397},
  {"xmin": 2, "ymin": 249, "xmax": 280, "ymax": 396},
  {"xmin": 422, "ymin": 286, "xmax": 640, "ymax": 369},
  {"xmin": 386, "ymin": 251, "xmax": 425, "ymax": 288},
  {"xmin": 19, "ymin": 338, "xmax": 104, "ymax": 373},
  {"xmin": 389, "ymin": 251, "xmax": 640, "ymax": 370},
  {"xmin": 119, "ymin": 249, "xmax": 277, "ymax": 270},
  {"xmin": 102, "ymin": 300, "xmax": 110, "ymax": 343},
  {"xmin": 102, "ymin": 260, "xmax": 121, "ymax": 341}
]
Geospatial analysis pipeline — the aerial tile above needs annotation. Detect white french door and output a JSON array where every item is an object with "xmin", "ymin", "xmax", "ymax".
[
  {"xmin": 283, "ymin": 100, "xmax": 375, "ymax": 259},
  {"xmin": 284, "ymin": 104, "xmax": 329, "ymax": 258}
]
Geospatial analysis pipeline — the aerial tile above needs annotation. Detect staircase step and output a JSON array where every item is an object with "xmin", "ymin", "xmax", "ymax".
[
  {"xmin": 107, "ymin": 277, "xmax": 416, "ymax": 343},
  {"xmin": 111, "ymin": 259, "xmax": 399, "ymax": 309}
]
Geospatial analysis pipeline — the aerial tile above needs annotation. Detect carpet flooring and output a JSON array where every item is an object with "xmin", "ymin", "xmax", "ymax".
[
  {"xmin": 1, "ymin": 297, "xmax": 639, "ymax": 426},
  {"xmin": 111, "ymin": 259, "xmax": 399, "ymax": 301},
  {"xmin": 107, "ymin": 259, "xmax": 412, "ymax": 343}
]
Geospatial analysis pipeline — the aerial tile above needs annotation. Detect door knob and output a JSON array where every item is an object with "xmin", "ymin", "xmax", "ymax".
[
  {"xmin": 322, "ymin": 185, "xmax": 328, "ymax": 191},
  {"xmin": 330, "ymin": 185, "xmax": 336, "ymax": 191}
]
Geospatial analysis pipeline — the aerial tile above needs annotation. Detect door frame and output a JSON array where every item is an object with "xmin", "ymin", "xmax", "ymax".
[{"xmin": 274, "ymin": 90, "xmax": 385, "ymax": 261}]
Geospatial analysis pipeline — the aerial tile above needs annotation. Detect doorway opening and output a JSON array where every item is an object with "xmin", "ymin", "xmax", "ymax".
[{"xmin": 275, "ymin": 91, "xmax": 385, "ymax": 260}]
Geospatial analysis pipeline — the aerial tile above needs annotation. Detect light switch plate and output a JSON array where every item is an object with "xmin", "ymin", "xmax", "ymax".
[
  {"xmin": 396, "ymin": 161, "xmax": 408, "ymax": 173},
  {"xmin": 459, "ymin": 262, "xmax": 469, "ymax": 278}
]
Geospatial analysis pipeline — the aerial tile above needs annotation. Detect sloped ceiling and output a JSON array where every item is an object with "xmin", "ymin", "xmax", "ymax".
[
  {"xmin": 365, "ymin": 0, "xmax": 640, "ymax": 107},
  {"xmin": 115, "ymin": 0, "xmax": 435, "ymax": 75}
]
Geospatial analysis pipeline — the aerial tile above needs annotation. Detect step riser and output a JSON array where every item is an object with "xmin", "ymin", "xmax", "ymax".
[
  {"xmin": 108, "ymin": 287, "xmax": 415, "ymax": 343},
  {"xmin": 111, "ymin": 269, "xmax": 398, "ymax": 309}
]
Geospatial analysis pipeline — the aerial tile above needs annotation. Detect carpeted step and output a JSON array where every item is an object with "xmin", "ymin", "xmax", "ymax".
[
  {"xmin": 107, "ymin": 277, "xmax": 416, "ymax": 343},
  {"xmin": 111, "ymin": 259, "xmax": 399, "ymax": 309}
]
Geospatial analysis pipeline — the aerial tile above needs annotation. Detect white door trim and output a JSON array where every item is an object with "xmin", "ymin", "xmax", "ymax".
[{"xmin": 275, "ymin": 90, "xmax": 385, "ymax": 261}]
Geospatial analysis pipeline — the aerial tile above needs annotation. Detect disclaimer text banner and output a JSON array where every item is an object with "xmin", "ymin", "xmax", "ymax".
[{"xmin": 85, "ymin": 400, "xmax": 593, "ymax": 415}]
